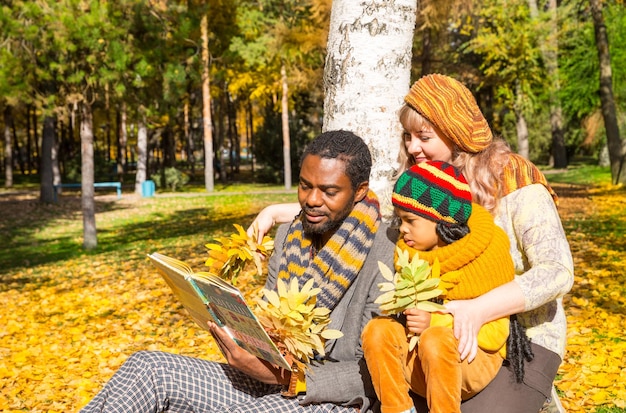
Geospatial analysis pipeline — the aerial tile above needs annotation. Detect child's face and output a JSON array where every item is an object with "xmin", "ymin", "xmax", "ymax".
[{"xmin": 396, "ymin": 208, "xmax": 440, "ymax": 251}]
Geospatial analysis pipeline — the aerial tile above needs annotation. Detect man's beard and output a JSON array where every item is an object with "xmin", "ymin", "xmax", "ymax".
[{"xmin": 301, "ymin": 195, "xmax": 355, "ymax": 236}]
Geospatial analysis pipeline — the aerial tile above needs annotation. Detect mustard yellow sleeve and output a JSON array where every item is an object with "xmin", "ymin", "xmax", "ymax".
[{"xmin": 430, "ymin": 313, "xmax": 509, "ymax": 355}]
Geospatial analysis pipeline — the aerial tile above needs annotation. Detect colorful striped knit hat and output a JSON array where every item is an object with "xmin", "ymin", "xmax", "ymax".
[
  {"xmin": 392, "ymin": 161, "xmax": 472, "ymax": 225},
  {"xmin": 404, "ymin": 74, "xmax": 493, "ymax": 153}
]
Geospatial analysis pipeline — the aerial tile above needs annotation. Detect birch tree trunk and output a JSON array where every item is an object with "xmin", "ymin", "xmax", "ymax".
[
  {"xmin": 117, "ymin": 102, "xmax": 128, "ymax": 180},
  {"xmin": 515, "ymin": 83, "xmax": 529, "ymax": 159},
  {"xmin": 281, "ymin": 62, "xmax": 292, "ymax": 190},
  {"xmin": 3, "ymin": 106, "xmax": 13, "ymax": 188},
  {"xmin": 39, "ymin": 116, "xmax": 55, "ymax": 203},
  {"xmin": 527, "ymin": 0, "xmax": 567, "ymax": 168},
  {"xmin": 324, "ymin": 0, "xmax": 417, "ymax": 216},
  {"xmin": 590, "ymin": 0, "xmax": 625, "ymax": 185},
  {"xmin": 201, "ymin": 14, "xmax": 215, "ymax": 192},
  {"xmin": 81, "ymin": 102, "xmax": 97, "ymax": 249},
  {"xmin": 135, "ymin": 115, "xmax": 148, "ymax": 194}
]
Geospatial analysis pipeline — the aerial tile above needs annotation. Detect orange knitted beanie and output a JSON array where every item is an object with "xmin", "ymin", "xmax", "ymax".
[{"xmin": 404, "ymin": 74, "xmax": 493, "ymax": 154}]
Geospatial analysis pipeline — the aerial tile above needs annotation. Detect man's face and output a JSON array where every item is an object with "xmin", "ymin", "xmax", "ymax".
[{"xmin": 298, "ymin": 154, "xmax": 364, "ymax": 236}]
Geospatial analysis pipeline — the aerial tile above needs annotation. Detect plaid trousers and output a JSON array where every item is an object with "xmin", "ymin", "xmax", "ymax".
[{"xmin": 80, "ymin": 351, "xmax": 360, "ymax": 413}]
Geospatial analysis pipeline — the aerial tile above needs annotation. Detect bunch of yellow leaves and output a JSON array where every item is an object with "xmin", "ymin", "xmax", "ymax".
[
  {"xmin": 255, "ymin": 277, "xmax": 344, "ymax": 371},
  {"xmin": 376, "ymin": 247, "xmax": 460, "ymax": 350},
  {"xmin": 205, "ymin": 223, "xmax": 274, "ymax": 285}
]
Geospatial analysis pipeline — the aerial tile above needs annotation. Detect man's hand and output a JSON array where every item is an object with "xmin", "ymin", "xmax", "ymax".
[
  {"xmin": 404, "ymin": 308, "xmax": 431, "ymax": 335},
  {"xmin": 208, "ymin": 322, "xmax": 290, "ymax": 385}
]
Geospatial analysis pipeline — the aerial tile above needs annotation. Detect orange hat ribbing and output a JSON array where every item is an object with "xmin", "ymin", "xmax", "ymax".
[{"xmin": 404, "ymin": 74, "xmax": 493, "ymax": 154}]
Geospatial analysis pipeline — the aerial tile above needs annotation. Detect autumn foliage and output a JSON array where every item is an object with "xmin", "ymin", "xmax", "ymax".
[{"xmin": 0, "ymin": 183, "xmax": 625, "ymax": 412}]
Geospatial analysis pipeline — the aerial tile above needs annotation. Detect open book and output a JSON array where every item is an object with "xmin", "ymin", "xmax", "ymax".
[{"xmin": 148, "ymin": 252, "xmax": 291, "ymax": 370}]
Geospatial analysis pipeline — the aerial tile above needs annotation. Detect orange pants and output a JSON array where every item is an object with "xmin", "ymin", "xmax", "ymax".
[{"xmin": 362, "ymin": 316, "xmax": 503, "ymax": 413}]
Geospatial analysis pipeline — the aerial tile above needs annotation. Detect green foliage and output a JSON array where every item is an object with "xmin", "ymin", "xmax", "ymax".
[
  {"xmin": 559, "ymin": 2, "xmax": 626, "ymax": 156},
  {"xmin": 465, "ymin": 0, "xmax": 548, "ymax": 110},
  {"xmin": 151, "ymin": 167, "xmax": 190, "ymax": 192}
]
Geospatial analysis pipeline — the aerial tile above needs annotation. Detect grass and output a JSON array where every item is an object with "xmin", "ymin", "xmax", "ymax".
[{"xmin": 0, "ymin": 183, "xmax": 296, "ymax": 277}]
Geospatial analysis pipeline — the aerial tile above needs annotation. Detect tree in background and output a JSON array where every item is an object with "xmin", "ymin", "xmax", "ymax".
[
  {"xmin": 464, "ymin": 0, "xmax": 546, "ymax": 160},
  {"xmin": 590, "ymin": 0, "xmax": 625, "ymax": 185},
  {"xmin": 528, "ymin": 0, "xmax": 567, "ymax": 168},
  {"xmin": 2, "ymin": 0, "xmax": 626, "ymax": 211}
]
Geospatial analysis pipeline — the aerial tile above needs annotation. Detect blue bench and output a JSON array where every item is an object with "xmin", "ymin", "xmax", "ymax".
[{"xmin": 53, "ymin": 182, "xmax": 122, "ymax": 202}]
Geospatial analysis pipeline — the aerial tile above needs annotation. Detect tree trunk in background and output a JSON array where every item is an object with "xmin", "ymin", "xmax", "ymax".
[
  {"xmin": 40, "ymin": 116, "xmax": 55, "ymax": 203},
  {"xmin": 515, "ymin": 83, "xmax": 530, "ymax": 159},
  {"xmin": 26, "ymin": 104, "xmax": 33, "ymax": 173},
  {"xmin": 201, "ymin": 14, "xmax": 215, "ymax": 192},
  {"xmin": 184, "ymin": 98, "xmax": 195, "ymax": 175},
  {"xmin": 135, "ymin": 115, "xmax": 148, "ymax": 194},
  {"xmin": 420, "ymin": 27, "xmax": 432, "ymax": 76},
  {"xmin": 281, "ymin": 63, "xmax": 292, "ymax": 190},
  {"xmin": 324, "ymin": 0, "xmax": 417, "ymax": 217},
  {"xmin": 516, "ymin": 112, "xmax": 530, "ymax": 160},
  {"xmin": 117, "ymin": 102, "xmax": 128, "ymax": 180},
  {"xmin": 590, "ymin": 0, "xmax": 625, "ymax": 185},
  {"xmin": 52, "ymin": 120, "xmax": 61, "ymax": 189},
  {"xmin": 3, "ymin": 106, "xmax": 13, "ymax": 188},
  {"xmin": 81, "ymin": 102, "xmax": 97, "ymax": 249},
  {"xmin": 33, "ymin": 109, "xmax": 40, "ymax": 174},
  {"xmin": 528, "ymin": 0, "xmax": 567, "ymax": 168},
  {"xmin": 11, "ymin": 118, "xmax": 24, "ymax": 175}
]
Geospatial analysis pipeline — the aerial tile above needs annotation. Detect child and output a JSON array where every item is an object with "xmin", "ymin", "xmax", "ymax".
[{"xmin": 362, "ymin": 160, "xmax": 530, "ymax": 413}]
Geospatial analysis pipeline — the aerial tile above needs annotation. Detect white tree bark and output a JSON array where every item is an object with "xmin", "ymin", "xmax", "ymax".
[
  {"xmin": 81, "ymin": 102, "xmax": 97, "ymax": 250},
  {"xmin": 135, "ymin": 116, "xmax": 148, "ymax": 194},
  {"xmin": 281, "ymin": 63, "xmax": 292, "ymax": 190},
  {"xmin": 324, "ymin": 0, "xmax": 417, "ymax": 217},
  {"xmin": 201, "ymin": 14, "xmax": 215, "ymax": 192}
]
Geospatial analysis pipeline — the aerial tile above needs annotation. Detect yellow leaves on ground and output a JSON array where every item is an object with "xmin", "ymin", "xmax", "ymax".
[
  {"xmin": 0, "ymin": 256, "xmax": 224, "ymax": 412},
  {"xmin": 553, "ymin": 184, "xmax": 626, "ymax": 412},
  {"xmin": 0, "ymin": 185, "xmax": 624, "ymax": 412}
]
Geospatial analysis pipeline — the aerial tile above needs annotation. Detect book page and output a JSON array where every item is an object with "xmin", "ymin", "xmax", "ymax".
[
  {"xmin": 148, "ymin": 253, "xmax": 219, "ymax": 331},
  {"xmin": 148, "ymin": 252, "xmax": 291, "ymax": 371}
]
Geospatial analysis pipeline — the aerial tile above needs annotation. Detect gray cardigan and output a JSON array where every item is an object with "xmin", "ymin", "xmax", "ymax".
[{"xmin": 266, "ymin": 221, "xmax": 397, "ymax": 412}]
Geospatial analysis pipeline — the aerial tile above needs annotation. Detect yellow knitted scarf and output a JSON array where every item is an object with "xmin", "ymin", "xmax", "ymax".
[{"xmin": 396, "ymin": 204, "xmax": 514, "ymax": 300}]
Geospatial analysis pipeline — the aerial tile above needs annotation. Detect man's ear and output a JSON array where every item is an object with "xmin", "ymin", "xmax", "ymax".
[{"xmin": 354, "ymin": 182, "xmax": 369, "ymax": 203}]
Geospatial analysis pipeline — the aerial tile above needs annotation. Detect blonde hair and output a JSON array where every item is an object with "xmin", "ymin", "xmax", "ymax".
[{"xmin": 397, "ymin": 103, "xmax": 512, "ymax": 215}]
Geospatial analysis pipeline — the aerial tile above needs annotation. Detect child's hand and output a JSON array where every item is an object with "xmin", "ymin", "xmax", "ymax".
[{"xmin": 404, "ymin": 308, "xmax": 431, "ymax": 335}]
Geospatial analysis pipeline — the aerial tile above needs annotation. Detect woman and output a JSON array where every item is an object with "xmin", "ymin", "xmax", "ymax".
[{"xmin": 249, "ymin": 74, "xmax": 573, "ymax": 413}]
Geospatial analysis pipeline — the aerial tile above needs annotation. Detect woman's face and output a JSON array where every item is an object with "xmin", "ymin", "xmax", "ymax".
[{"xmin": 403, "ymin": 125, "xmax": 455, "ymax": 166}]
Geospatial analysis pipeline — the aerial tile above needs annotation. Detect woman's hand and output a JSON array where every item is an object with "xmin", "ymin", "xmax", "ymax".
[
  {"xmin": 208, "ymin": 321, "xmax": 289, "ymax": 385},
  {"xmin": 443, "ymin": 299, "xmax": 485, "ymax": 362},
  {"xmin": 404, "ymin": 308, "xmax": 431, "ymax": 335},
  {"xmin": 246, "ymin": 203, "xmax": 300, "ymax": 243}
]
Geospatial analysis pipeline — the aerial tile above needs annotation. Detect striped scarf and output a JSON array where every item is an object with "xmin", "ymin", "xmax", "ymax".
[
  {"xmin": 501, "ymin": 153, "xmax": 558, "ymax": 204},
  {"xmin": 277, "ymin": 190, "xmax": 381, "ymax": 310}
]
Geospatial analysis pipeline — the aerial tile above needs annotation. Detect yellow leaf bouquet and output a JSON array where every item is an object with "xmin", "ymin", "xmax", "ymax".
[
  {"xmin": 376, "ymin": 247, "xmax": 459, "ymax": 350},
  {"xmin": 205, "ymin": 223, "xmax": 274, "ymax": 285},
  {"xmin": 204, "ymin": 224, "xmax": 343, "ymax": 396}
]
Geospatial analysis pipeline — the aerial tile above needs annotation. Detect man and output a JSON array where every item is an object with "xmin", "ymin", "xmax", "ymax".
[{"xmin": 80, "ymin": 130, "xmax": 396, "ymax": 413}]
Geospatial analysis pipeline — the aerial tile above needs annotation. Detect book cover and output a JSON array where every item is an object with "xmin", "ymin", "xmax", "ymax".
[{"xmin": 148, "ymin": 252, "xmax": 291, "ymax": 370}]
